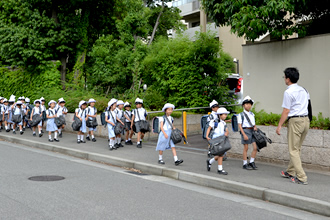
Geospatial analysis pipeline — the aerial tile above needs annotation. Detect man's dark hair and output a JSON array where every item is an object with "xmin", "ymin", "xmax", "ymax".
[{"xmin": 284, "ymin": 67, "xmax": 299, "ymax": 83}]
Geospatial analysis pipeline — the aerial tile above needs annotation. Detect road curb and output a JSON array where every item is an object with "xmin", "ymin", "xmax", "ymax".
[{"xmin": 1, "ymin": 134, "xmax": 329, "ymax": 217}]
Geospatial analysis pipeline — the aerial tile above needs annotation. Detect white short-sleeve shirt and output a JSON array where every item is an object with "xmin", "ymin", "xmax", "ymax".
[
  {"xmin": 207, "ymin": 111, "xmax": 217, "ymax": 122},
  {"xmin": 87, "ymin": 106, "xmax": 97, "ymax": 116},
  {"xmin": 75, "ymin": 108, "xmax": 87, "ymax": 118},
  {"xmin": 1, "ymin": 105, "xmax": 8, "ymax": 114},
  {"xmin": 46, "ymin": 108, "xmax": 56, "ymax": 117},
  {"xmin": 124, "ymin": 110, "xmax": 132, "ymax": 122},
  {"xmin": 132, "ymin": 108, "xmax": 147, "ymax": 122},
  {"xmin": 159, "ymin": 115, "xmax": 173, "ymax": 130},
  {"xmin": 13, "ymin": 106, "xmax": 24, "ymax": 115},
  {"xmin": 41, "ymin": 105, "xmax": 46, "ymax": 112},
  {"xmin": 56, "ymin": 106, "xmax": 68, "ymax": 117},
  {"xmin": 209, "ymin": 119, "xmax": 226, "ymax": 138},
  {"xmin": 105, "ymin": 110, "xmax": 116, "ymax": 124},
  {"xmin": 115, "ymin": 108, "xmax": 123, "ymax": 120},
  {"xmin": 33, "ymin": 106, "xmax": 42, "ymax": 115},
  {"xmin": 282, "ymin": 84, "xmax": 309, "ymax": 117},
  {"xmin": 237, "ymin": 110, "xmax": 255, "ymax": 127}
]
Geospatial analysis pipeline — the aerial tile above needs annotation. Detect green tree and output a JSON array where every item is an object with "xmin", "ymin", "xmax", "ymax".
[
  {"xmin": 201, "ymin": 0, "xmax": 330, "ymax": 41},
  {"xmin": 143, "ymin": 31, "xmax": 234, "ymax": 108}
]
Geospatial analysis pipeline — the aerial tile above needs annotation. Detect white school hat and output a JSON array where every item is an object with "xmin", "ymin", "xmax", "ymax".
[
  {"xmin": 209, "ymin": 100, "xmax": 219, "ymax": 108},
  {"xmin": 108, "ymin": 98, "xmax": 117, "ymax": 107},
  {"xmin": 0, "ymin": 97, "xmax": 3, "ymax": 100},
  {"xmin": 9, "ymin": 95, "xmax": 15, "ymax": 102},
  {"xmin": 162, "ymin": 103, "xmax": 175, "ymax": 112},
  {"xmin": 21, "ymin": 96, "xmax": 25, "ymax": 100},
  {"xmin": 58, "ymin": 97, "xmax": 65, "ymax": 103},
  {"xmin": 88, "ymin": 98, "xmax": 96, "ymax": 103},
  {"xmin": 117, "ymin": 100, "xmax": 124, "ymax": 105},
  {"xmin": 34, "ymin": 99, "xmax": 41, "ymax": 105},
  {"xmin": 135, "ymin": 98, "xmax": 143, "ymax": 104},
  {"xmin": 17, "ymin": 97, "xmax": 22, "ymax": 100},
  {"xmin": 79, "ymin": 100, "xmax": 87, "ymax": 108},
  {"xmin": 16, "ymin": 101, "xmax": 23, "ymax": 105},
  {"xmin": 217, "ymin": 107, "xmax": 230, "ymax": 115},
  {"xmin": 40, "ymin": 97, "xmax": 45, "ymax": 101},
  {"xmin": 3, "ymin": 98, "xmax": 8, "ymax": 102},
  {"xmin": 25, "ymin": 98, "xmax": 30, "ymax": 103},
  {"xmin": 242, "ymin": 96, "xmax": 254, "ymax": 105},
  {"xmin": 124, "ymin": 102, "xmax": 131, "ymax": 107},
  {"xmin": 48, "ymin": 100, "xmax": 56, "ymax": 106}
]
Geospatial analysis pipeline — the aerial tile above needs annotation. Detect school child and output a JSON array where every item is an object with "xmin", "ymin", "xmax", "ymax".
[
  {"xmin": 156, "ymin": 103, "xmax": 183, "ymax": 165},
  {"xmin": 86, "ymin": 98, "xmax": 97, "ymax": 142},
  {"xmin": 20, "ymin": 97, "xmax": 28, "ymax": 131},
  {"xmin": 46, "ymin": 100, "xmax": 59, "ymax": 142},
  {"xmin": 124, "ymin": 102, "xmax": 133, "ymax": 145},
  {"xmin": 2, "ymin": 99, "xmax": 9, "ymax": 131},
  {"xmin": 238, "ymin": 96, "xmax": 258, "ymax": 170},
  {"xmin": 56, "ymin": 98, "xmax": 68, "ymax": 138},
  {"xmin": 7, "ymin": 95, "xmax": 16, "ymax": 132},
  {"xmin": 30, "ymin": 100, "xmax": 43, "ymax": 137},
  {"xmin": 75, "ymin": 100, "xmax": 88, "ymax": 143},
  {"xmin": 105, "ymin": 99, "xmax": 117, "ymax": 150},
  {"xmin": 114, "ymin": 100, "xmax": 125, "ymax": 148},
  {"xmin": 131, "ymin": 98, "xmax": 148, "ymax": 148},
  {"xmin": 24, "ymin": 98, "xmax": 31, "ymax": 129},
  {"xmin": 206, "ymin": 107, "xmax": 230, "ymax": 175},
  {"xmin": 40, "ymin": 97, "xmax": 46, "ymax": 133},
  {"xmin": 11, "ymin": 100, "xmax": 25, "ymax": 135},
  {"xmin": 0, "ymin": 97, "xmax": 4, "ymax": 131}
]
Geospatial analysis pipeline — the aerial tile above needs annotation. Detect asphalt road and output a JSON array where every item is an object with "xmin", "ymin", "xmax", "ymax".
[{"xmin": 0, "ymin": 141, "xmax": 327, "ymax": 220}]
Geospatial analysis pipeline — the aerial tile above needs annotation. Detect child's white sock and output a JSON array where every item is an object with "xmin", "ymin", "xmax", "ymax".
[
  {"xmin": 159, "ymin": 155, "xmax": 163, "ymax": 160},
  {"xmin": 87, "ymin": 134, "xmax": 89, "ymax": 137},
  {"xmin": 80, "ymin": 135, "xmax": 84, "ymax": 141},
  {"xmin": 110, "ymin": 139, "xmax": 114, "ymax": 146},
  {"xmin": 218, "ymin": 165, "xmax": 223, "ymax": 170},
  {"xmin": 137, "ymin": 141, "xmax": 140, "ymax": 144},
  {"xmin": 92, "ymin": 135, "xmax": 94, "ymax": 139},
  {"xmin": 117, "ymin": 137, "xmax": 121, "ymax": 144},
  {"xmin": 54, "ymin": 132, "xmax": 58, "ymax": 139},
  {"xmin": 33, "ymin": 131, "xmax": 36, "ymax": 134},
  {"xmin": 58, "ymin": 128, "xmax": 62, "ymax": 134},
  {"xmin": 250, "ymin": 158, "xmax": 255, "ymax": 163},
  {"xmin": 5, "ymin": 125, "xmax": 8, "ymax": 130},
  {"xmin": 49, "ymin": 135, "xmax": 52, "ymax": 139},
  {"xmin": 128, "ymin": 138, "xmax": 131, "ymax": 141},
  {"xmin": 77, "ymin": 135, "xmax": 80, "ymax": 140},
  {"xmin": 174, "ymin": 156, "xmax": 178, "ymax": 162},
  {"xmin": 209, "ymin": 158, "xmax": 215, "ymax": 164},
  {"xmin": 243, "ymin": 160, "xmax": 248, "ymax": 165}
]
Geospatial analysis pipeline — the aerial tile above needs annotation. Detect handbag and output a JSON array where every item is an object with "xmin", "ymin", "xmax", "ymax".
[
  {"xmin": 243, "ymin": 112, "xmax": 272, "ymax": 151},
  {"xmin": 135, "ymin": 109, "xmax": 150, "ymax": 133},
  {"xmin": 12, "ymin": 107, "xmax": 22, "ymax": 123},
  {"xmin": 29, "ymin": 114, "xmax": 42, "ymax": 127},
  {"xmin": 72, "ymin": 112, "xmax": 83, "ymax": 131},
  {"xmin": 86, "ymin": 117, "xmax": 98, "ymax": 127},
  {"xmin": 164, "ymin": 115, "xmax": 187, "ymax": 144},
  {"xmin": 208, "ymin": 136, "xmax": 231, "ymax": 156}
]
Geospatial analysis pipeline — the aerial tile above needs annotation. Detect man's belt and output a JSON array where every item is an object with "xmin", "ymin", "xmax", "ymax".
[{"xmin": 288, "ymin": 115, "xmax": 308, "ymax": 120}]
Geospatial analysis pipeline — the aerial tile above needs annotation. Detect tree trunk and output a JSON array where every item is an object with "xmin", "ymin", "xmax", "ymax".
[
  {"xmin": 148, "ymin": 0, "xmax": 164, "ymax": 46},
  {"xmin": 60, "ymin": 56, "xmax": 67, "ymax": 90},
  {"xmin": 74, "ymin": 51, "xmax": 86, "ymax": 81}
]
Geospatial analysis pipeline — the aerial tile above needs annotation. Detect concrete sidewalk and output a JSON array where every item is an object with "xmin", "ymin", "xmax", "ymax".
[{"xmin": 0, "ymin": 129, "xmax": 330, "ymax": 217}]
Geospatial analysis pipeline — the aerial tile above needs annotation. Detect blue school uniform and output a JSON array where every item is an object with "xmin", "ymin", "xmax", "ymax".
[
  {"xmin": 105, "ymin": 110, "xmax": 116, "ymax": 139},
  {"xmin": 156, "ymin": 115, "xmax": 175, "ymax": 151},
  {"xmin": 75, "ymin": 108, "xmax": 87, "ymax": 133},
  {"xmin": 46, "ymin": 108, "xmax": 58, "ymax": 132}
]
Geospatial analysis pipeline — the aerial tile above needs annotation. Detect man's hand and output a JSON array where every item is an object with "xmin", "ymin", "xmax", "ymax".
[{"xmin": 276, "ymin": 125, "xmax": 281, "ymax": 135}]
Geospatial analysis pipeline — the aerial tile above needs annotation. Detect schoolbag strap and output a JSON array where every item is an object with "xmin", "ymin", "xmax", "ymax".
[
  {"xmin": 243, "ymin": 112, "xmax": 254, "ymax": 127},
  {"xmin": 164, "ymin": 115, "xmax": 173, "ymax": 130},
  {"xmin": 136, "ymin": 109, "xmax": 142, "ymax": 121}
]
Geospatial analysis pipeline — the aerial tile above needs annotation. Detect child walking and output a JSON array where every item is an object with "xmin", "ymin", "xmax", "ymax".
[
  {"xmin": 11, "ymin": 100, "xmax": 25, "ymax": 135},
  {"xmin": 131, "ymin": 98, "xmax": 147, "ymax": 148},
  {"xmin": 2, "ymin": 99, "xmax": 9, "ymax": 131},
  {"xmin": 86, "ymin": 98, "xmax": 97, "ymax": 142},
  {"xmin": 46, "ymin": 100, "xmax": 59, "ymax": 142},
  {"xmin": 105, "ymin": 99, "xmax": 117, "ymax": 150},
  {"xmin": 40, "ymin": 97, "xmax": 46, "ymax": 134},
  {"xmin": 115, "ymin": 100, "xmax": 125, "ymax": 148},
  {"xmin": 56, "ymin": 98, "xmax": 68, "ymax": 138},
  {"xmin": 238, "ymin": 96, "xmax": 258, "ymax": 170},
  {"xmin": 156, "ymin": 103, "xmax": 183, "ymax": 166},
  {"xmin": 124, "ymin": 102, "xmax": 133, "ymax": 145},
  {"xmin": 76, "ymin": 100, "xmax": 88, "ymax": 144},
  {"xmin": 30, "ymin": 100, "xmax": 43, "ymax": 137},
  {"xmin": 206, "ymin": 107, "xmax": 230, "ymax": 175}
]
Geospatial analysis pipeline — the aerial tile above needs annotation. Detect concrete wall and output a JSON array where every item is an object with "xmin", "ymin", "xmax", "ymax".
[{"xmin": 243, "ymin": 33, "xmax": 330, "ymax": 117}]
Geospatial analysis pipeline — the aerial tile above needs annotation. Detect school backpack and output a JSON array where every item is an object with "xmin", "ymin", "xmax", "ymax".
[
  {"xmin": 101, "ymin": 112, "xmax": 106, "ymax": 127},
  {"xmin": 12, "ymin": 107, "xmax": 23, "ymax": 124},
  {"xmin": 26, "ymin": 104, "xmax": 34, "ymax": 119},
  {"xmin": 231, "ymin": 112, "xmax": 245, "ymax": 132},
  {"xmin": 152, "ymin": 115, "xmax": 168, "ymax": 134},
  {"xmin": 201, "ymin": 114, "xmax": 217, "ymax": 139}
]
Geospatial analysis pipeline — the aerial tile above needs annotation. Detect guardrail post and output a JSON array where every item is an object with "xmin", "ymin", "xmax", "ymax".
[{"xmin": 183, "ymin": 111, "xmax": 187, "ymax": 144}]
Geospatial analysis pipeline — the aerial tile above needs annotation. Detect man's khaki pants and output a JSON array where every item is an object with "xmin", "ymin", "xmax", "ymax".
[{"xmin": 286, "ymin": 117, "xmax": 310, "ymax": 182}]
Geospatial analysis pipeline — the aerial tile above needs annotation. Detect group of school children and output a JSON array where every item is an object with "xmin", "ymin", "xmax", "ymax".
[
  {"xmin": 0, "ymin": 94, "xmax": 258, "ymax": 171},
  {"xmin": 205, "ymin": 96, "xmax": 259, "ymax": 175}
]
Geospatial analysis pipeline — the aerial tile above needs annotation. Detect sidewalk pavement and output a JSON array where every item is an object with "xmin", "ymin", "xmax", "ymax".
[{"xmin": 0, "ymin": 129, "xmax": 330, "ymax": 217}]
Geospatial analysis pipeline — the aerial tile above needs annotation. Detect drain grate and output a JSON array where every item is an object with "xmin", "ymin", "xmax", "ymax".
[
  {"xmin": 28, "ymin": 175, "xmax": 65, "ymax": 181},
  {"xmin": 126, "ymin": 171, "xmax": 149, "ymax": 176}
]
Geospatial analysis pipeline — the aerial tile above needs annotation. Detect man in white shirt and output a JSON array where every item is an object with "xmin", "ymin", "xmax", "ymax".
[{"xmin": 276, "ymin": 67, "xmax": 310, "ymax": 185}]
